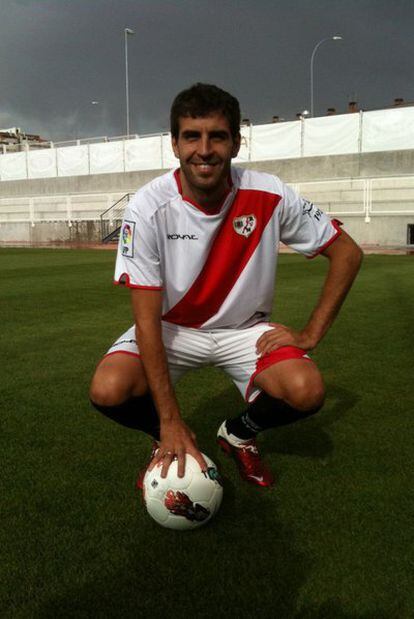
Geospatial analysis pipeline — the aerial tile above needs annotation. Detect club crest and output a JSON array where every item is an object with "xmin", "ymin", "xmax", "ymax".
[{"xmin": 233, "ymin": 214, "xmax": 257, "ymax": 238}]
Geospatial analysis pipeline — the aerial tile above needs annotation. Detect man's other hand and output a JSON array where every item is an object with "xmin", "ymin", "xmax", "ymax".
[
  {"xmin": 148, "ymin": 418, "xmax": 208, "ymax": 478},
  {"xmin": 256, "ymin": 323, "xmax": 316, "ymax": 357}
]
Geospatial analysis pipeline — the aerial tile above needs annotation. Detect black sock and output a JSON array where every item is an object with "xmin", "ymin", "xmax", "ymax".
[
  {"xmin": 225, "ymin": 393, "xmax": 320, "ymax": 440},
  {"xmin": 90, "ymin": 394, "xmax": 160, "ymax": 440}
]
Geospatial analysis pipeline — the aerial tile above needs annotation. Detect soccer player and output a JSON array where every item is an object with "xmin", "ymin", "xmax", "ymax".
[{"xmin": 89, "ymin": 83, "xmax": 362, "ymax": 487}]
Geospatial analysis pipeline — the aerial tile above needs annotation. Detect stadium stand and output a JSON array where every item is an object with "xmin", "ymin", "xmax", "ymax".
[{"xmin": 1, "ymin": 106, "xmax": 414, "ymax": 248}]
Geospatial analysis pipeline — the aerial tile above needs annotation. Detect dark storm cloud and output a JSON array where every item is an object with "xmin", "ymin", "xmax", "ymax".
[{"xmin": 0, "ymin": 0, "xmax": 413, "ymax": 141}]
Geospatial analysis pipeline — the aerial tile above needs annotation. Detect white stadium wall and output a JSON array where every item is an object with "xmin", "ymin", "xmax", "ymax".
[
  {"xmin": 2, "ymin": 107, "xmax": 414, "ymax": 182},
  {"xmin": 1, "ymin": 152, "xmax": 414, "ymax": 247},
  {"xmin": 1, "ymin": 109, "xmax": 414, "ymax": 248}
]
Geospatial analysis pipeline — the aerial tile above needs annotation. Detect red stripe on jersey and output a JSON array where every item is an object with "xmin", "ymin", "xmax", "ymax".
[{"xmin": 163, "ymin": 189, "xmax": 281, "ymax": 328}]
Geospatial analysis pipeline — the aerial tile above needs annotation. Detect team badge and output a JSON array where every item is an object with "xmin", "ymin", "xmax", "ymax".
[
  {"xmin": 121, "ymin": 220, "xmax": 135, "ymax": 257},
  {"xmin": 233, "ymin": 214, "xmax": 257, "ymax": 238}
]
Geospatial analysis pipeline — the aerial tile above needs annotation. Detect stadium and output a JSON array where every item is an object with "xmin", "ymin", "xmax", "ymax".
[
  {"xmin": 1, "ymin": 2, "xmax": 414, "ymax": 618},
  {"xmin": 1, "ymin": 104, "xmax": 414, "ymax": 249}
]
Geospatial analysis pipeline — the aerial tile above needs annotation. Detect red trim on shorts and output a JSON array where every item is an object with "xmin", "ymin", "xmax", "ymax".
[
  {"xmin": 309, "ymin": 219, "xmax": 343, "ymax": 259},
  {"xmin": 163, "ymin": 189, "xmax": 281, "ymax": 328},
  {"xmin": 95, "ymin": 350, "xmax": 141, "ymax": 370},
  {"xmin": 245, "ymin": 345, "xmax": 311, "ymax": 402},
  {"xmin": 104, "ymin": 351, "xmax": 141, "ymax": 359},
  {"xmin": 114, "ymin": 273, "xmax": 163, "ymax": 290}
]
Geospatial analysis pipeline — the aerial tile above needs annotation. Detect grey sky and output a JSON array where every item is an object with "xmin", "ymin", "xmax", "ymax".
[{"xmin": 0, "ymin": 0, "xmax": 413, "ymax": 141}]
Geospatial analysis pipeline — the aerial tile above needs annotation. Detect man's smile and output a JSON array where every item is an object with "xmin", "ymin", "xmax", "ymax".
[
  {"xmin": 191, "ymin": 162, "xmax": 218, "ymax": 168},
  {"xmin": 190, "ymin": 162, "xmax": 220, "ymax": 175}
]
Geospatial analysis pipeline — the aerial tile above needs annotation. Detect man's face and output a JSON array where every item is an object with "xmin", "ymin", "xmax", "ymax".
[{"xmin": 172, "ymin": 112, "xmax": 240, "ymax": 199}]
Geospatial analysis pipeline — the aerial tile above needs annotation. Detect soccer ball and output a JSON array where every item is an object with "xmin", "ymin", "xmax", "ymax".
[{"xmin": 143, "ymin": 452, "xmax": 223, "ymax": 530}]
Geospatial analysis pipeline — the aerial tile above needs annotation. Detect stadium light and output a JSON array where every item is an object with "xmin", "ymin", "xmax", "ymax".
[
  {"xmin": 124, "ymin": 27, "xmax": 135, "ymax": 136},
  {"xmin": 310, "ymin": 35, "xmax": 343, "ymax": 117}
]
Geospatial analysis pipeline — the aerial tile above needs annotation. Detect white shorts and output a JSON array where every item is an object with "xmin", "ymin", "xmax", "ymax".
[{"xmin": 106, "ymin": 322, "xmax": 310, "ymax": 403}]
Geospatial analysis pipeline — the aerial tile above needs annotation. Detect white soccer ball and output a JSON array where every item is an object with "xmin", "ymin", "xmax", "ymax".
[{"xmin": 143, "ymin": 452, "xmax": 223, "ymax": 530}]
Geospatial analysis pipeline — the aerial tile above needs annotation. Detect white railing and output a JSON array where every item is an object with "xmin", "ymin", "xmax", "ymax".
[
  {"xmin": 1, "ymin": 176, "xmax": 414, "ymax": 227},
  {"xmin": 1, "ymin": 106, "xmax": 414, "ymax": 182}
]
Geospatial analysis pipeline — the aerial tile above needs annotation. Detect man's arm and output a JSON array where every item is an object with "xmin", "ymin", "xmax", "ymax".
[
  {"xmin": 131, "ymin": 289, "xmax": 207, "ymax": 477},
  {"xmin": 256, "ymin": 230, "xmax": 363, "ymax": 355}
]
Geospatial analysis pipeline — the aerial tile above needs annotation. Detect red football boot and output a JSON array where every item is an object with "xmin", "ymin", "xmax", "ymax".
[
  {"xmin": 135, "ymin": 441, "xmax": 159, "ymax": 490},
  {"xmin": 217, "ymin": 422, "xmax": 274, "ymax": 487}
]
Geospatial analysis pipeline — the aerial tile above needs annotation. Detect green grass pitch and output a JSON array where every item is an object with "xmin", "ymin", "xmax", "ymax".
[{"xmin": 1, "ymin": 248, "xmax": 413, "ymax": 618}]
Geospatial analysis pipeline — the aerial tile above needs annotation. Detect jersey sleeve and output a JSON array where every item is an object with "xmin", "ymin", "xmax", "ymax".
[
  {"xmin": 114, "ymin": 199, "xmax": 163, "ymax": 289},
  {"xmin": 278, "ymin": 183, "xmax": 342, "ymax": 257}
]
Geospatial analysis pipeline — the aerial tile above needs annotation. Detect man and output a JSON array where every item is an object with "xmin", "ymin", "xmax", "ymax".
[{"xmin": 90, "ymin": 83, "xmax": 362, "ymax": 487}]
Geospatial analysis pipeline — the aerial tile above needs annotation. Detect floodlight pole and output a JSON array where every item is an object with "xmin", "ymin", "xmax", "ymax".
[
  {"xmin": 310, "ymin": 35, "xmax": 343, "ymax": 117},
  {"xmin": 124, "ymin": 27, "xmax": 135, "ymax": 136}
]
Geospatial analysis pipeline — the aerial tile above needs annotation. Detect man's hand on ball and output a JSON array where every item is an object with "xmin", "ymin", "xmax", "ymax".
[
  {"xmin": 149, "ymin": 418, "xmax": 207, "ymax": 478},
  {"xmin": 256, "ymin": 323, "xmax": 316, "ymax": 357}
]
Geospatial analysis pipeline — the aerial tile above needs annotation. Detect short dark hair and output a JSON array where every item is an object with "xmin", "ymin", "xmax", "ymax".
[{"xmin": 170, "ymin": 83, "xmax": 241, "ymax": 139}]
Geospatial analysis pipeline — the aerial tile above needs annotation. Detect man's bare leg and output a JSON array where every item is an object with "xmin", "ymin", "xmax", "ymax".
[
  {"xmin": 90, "ymin": 354, "xmax": 148, "ymax": 405},
  {"xmin": 218, "ymin": 359, "xmax": 325, "ymax": 486},
  {"xmin": 89, "ymin": 354, "xmax": 159, "ymax": 437},
  {"xmin": 254, "ymin": 358, "xmax": 325, "ymax": 411}
]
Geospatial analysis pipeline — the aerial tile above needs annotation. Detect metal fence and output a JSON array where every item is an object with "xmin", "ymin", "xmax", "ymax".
[{"xmin": 100, "ymin": 193, "xmax": 132, "ymax": 242}]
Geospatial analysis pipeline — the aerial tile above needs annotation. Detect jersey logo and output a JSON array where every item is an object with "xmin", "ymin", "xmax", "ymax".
[
  {"xmin": 121, "ymin": 220, "xmax": 135, "ymax": 257},
  {"xmin": 302, "ymin": 199, "xmax": 322, "ymax": 221},
  {"xmin": 233, "ymin": 214, "xmax": 257, "ymax": 238},
  {"xmin": 167, "ymin": 233, "xmax": 198, "ymax": 240}
]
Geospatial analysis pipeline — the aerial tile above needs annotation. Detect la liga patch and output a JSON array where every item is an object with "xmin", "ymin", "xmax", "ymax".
[{"xmin": 121, "ymin": 220, "xmax": 135, "ymax": 257}]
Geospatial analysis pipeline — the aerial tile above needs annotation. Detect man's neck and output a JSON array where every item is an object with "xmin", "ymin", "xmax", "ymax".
[{"xmin": 179, "ymin": 172, "xmax": 231, "ymax": 213}]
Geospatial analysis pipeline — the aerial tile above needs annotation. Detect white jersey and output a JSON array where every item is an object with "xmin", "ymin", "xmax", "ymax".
[{"xmin": 115, "ymin": 167, "xmax": 341, "ymax": 329}]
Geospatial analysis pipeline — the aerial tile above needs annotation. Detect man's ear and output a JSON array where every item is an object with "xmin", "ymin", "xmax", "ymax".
[
  {"xmin": 171, "ymin": 136, "xmax": 179, "ymax": 158},
  {"xmin": 231, "ymin": 133, "xmax": 241, "ymax": 158}
]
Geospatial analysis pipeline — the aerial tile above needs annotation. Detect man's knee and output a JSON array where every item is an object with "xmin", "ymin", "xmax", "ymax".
[
  {"xmin": 89, "ymin": 355, "xmax": 148, "ymax": 406},
  {"xmin": 89, "ymin": 377, "xmax": 126, "ymax": 407},
  {"xmin": 259, "ymin": 367, "xmax": 325, "ymax": 413},
  {"xmin": 283, "ymin": 373, "xmax": 325, "ymax": 412},
  {"xmin": 255, "ymin": 359, "xmax": 325, "ymax": 413}
]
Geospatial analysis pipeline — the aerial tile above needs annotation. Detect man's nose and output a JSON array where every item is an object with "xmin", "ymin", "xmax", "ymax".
[{"xmin": 198, "ymin": 136, "xmax": 213, "ymax": 157}]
